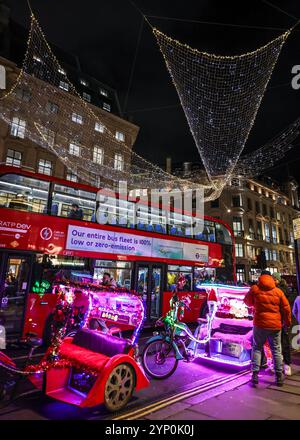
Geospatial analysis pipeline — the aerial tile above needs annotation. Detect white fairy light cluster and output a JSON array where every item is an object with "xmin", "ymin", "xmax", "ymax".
[
  {"xmin": 153, "ymin": 27, "xmax": 291, "ymax": 182},
  {"xmin": 0, "ymin": 14, "xmax": 298, "ymax": 203},
  {"xmin": 233, "ymin": 117, "xmax": 300, "ymax": 178}
]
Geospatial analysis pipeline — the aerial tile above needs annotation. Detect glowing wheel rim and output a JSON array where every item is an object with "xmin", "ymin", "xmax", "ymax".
[{"xmin": 104, "ymin": 364, "xmax": 134, "ymax": 412}]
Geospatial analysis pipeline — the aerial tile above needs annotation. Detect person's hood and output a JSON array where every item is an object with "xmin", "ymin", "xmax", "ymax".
[{"xmin": 258, "ymin": 274, "xmax": 276, "ymax": 290}]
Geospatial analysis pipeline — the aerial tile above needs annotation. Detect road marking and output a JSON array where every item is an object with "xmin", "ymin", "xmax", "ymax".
[{"xmin": 113, "ymin": 369, "xmax": 250, "ymax": 420}]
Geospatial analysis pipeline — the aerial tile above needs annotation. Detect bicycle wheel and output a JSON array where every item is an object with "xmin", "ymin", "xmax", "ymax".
[{"xmin": 142, "ymin": 339, "xmax": 178, "ymax": 379}]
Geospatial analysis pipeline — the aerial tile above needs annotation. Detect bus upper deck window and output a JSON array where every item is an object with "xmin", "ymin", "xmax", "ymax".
[
  {"xmin": 52, "ymin": 184, "xmax": 96, "ymax": 221},
  {"xmin": 0, "ymin": 173, "xmax": 49, "ymax": 213},
  {"xmin": 215, "ymin": 223, "xmax": 232, "ymax": 245}
]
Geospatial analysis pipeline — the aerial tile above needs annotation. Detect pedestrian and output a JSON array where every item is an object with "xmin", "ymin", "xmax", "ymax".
[
  {"xmin": 272, "ymin": 272, "xmax": 292, "ymax": 376},
  {"xmin": 244, "ymin": 273, "xmax": 292, "ymax": 387}
]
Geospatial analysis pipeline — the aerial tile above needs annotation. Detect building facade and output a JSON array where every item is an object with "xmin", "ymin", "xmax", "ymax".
[
  {"xmin": 170, "ymin": 160, "xmax": 300, "ymax": 282},
  {"xmin": 0, "ymin": 55, "xmax": 139, "ymax": 188},
  {"xmin": 205, "ymin": 176, "xmax": 299, "ymax": 282}
]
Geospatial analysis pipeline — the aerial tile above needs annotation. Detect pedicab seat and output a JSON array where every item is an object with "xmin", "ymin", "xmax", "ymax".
[{"xmin": 59, "ymin": 328, "xmax": 132, "ymax": 372}]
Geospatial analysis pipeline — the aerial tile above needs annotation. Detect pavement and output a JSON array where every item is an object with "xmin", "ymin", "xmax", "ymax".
[{"xmin": 141, "ymin": 353, "xmax": 300, "ymax": 420}]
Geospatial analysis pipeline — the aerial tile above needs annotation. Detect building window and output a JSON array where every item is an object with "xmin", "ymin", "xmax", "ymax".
[
  {"xmin": 38, "ymin": 159, "xmax": 53, "ymax": 176},
  {"xmin": 33, "ymin": 55, "xmax": 42, "ymax": 63},
  {"xmin": 235, "ymin": 243, "xmax": 244, "ymax": 257},
  {"xmin": 255, "ymin": 201, "xmax": 261, "ymax": 214},
  {"xmin": 93, "ymin": 146, "xmax": 104, "ymax": 165},
  {"xmin": 210, "ymin": 199, "xmax": 219, "ymax": 208},
  {"xmin": 15, "ymin": 88, "xmax": 31, "ymax": 102},
  {"xmin": 233, "ymin": 216, "xmax": 243, "ymax": 237},
  {"xmin": 11, "ymin": 117, "xmax": 26, "ymax": 139},
  {"xmin": 66, "ymin": 171, "xmax": 78, "ymax": 182},
  {"xmin": 270, "ymin": 206, "xmax": 275, "ymax": 218},
  {"xmin": 46, "ymin": 101, "xmax": 59, "ymax": 114},
  {"xmin": 103, "ymin": 102, "xmax": 111, "ymax": 112},
  {"xmin": 6, "ymin": 149, "xmax": 22, "ymax": 167},
  {"xmin": 69, "ymin": 142, "xmax": 81, "ymax": 156},
  {"xmin": 82, "ymin": 92, "xmax": 91, "ymax": 102},
  {"xmin": 115, "ymin": 131, "xmax": 125, "ymax": 142},
  {"xmin": 271, "ymin": 224, "xmax": 277, "ymax": 244},
  {"xmin": 58, "ymin": 67, "xmax": 66, "ymax": 75},
  {"xmin": 80, "ymin": 79, "xmax": 88, "ymax": 87},
  {"xmin": 95, "ymin": 122, "xmax": 104, "ymax": 132},
  {"xmin": 262, "ymin": 204, "xmax": 268, "ymax": 216},
  {"xmin": 59, "ymin": 81, "xmax": 69, "ymax": 91},
  {"xmin": 232, "ymin": 195, "xmax": 242, "ymax": 207},
  {"xmin": 256, "ymin": 221, "xmax": 263, "ymax": 240},
  {"xmin": 114, "ymin": 153, "xmax": 124, "ymax": 171},
  {"xmin": 231, "ymin": 178, "xmax": 240, "ymax": 186},
  {"xmin": 276, "ymin": 212, "xmax": 281, "ymax": 221},
  {"xmin": 248, "ymin": 218, "xmax": 255, "ymax": 239},
  {"xmin": 236, "ymin": 267, "xmax": 245, "ymax": 282},
  {"xmin": 264, "ymin": 223, "xmax": 270, "ymax": 242},
  {"xmin": 247, "ymin": 198, "xmax": 252, "ymax": 211},
  {"xmin": 100, "ymin": 88, "xmax": 108, "ymax": 97},
  {"xmin": 71, "ymin": 113, "xmax": 83, "ymax": 124}
]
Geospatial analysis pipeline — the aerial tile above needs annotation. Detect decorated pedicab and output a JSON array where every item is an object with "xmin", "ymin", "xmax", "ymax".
[
  {"xmin": 0, "ymin": 283, "xmax": 149, "ymax": 412},
  {"xmin": 142, "ymin": 284, "xmax": 253, "ymax": 379}
]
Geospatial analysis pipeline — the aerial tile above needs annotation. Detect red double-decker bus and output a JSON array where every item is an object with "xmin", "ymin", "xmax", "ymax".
[{"xmin": 0, "ymin": 165, "xmax": 236, "ymax": 342}]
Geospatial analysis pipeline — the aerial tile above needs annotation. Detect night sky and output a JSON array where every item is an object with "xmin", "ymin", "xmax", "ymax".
[{"xmin": 5, "ymin": 0, "xmax": 300, "ymax": 183}]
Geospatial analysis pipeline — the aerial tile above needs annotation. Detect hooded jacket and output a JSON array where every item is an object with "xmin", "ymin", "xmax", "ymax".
[{"xmin": 244, "ymin": 274, "xmax": 291, "ymax": 330}]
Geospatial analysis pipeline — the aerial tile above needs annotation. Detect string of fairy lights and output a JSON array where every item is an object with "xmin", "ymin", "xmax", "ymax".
[{"xmin": 0, "ymin": 9, "xmax": 299, "ymax": 201}]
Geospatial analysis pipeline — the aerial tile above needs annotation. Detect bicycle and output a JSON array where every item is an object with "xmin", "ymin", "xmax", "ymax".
[{"xmin": 142, "ymin": 293, "xmax": 216, "ymax": 379}]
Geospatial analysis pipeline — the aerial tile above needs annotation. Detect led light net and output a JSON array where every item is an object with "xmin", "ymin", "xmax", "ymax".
[
  {"xmin": 153, "ymin": 27, "xmax": 290, "ymax": 181},
  {"xmin": 0, "ymin": 15, "xmax": 205, "ymax": 193},
  {"xmin": 233, "ymin": 117, "xmax": 300, "ymax": 178}
]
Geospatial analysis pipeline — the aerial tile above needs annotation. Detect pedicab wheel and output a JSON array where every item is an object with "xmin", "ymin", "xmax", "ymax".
[
  {"xmin": 104, "ymin": 363, "xmax": 135, "ymax": 412},
  {"xmin": 142, "ymin": 340, "xmax": 178, "ymax": 380}
]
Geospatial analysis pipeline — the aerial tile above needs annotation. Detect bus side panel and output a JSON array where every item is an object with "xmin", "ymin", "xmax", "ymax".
[
  {"xmin": 161, "ymin": 291, "xmax": 207, "ymax": 323},
  {"xmin": 22, "ymin": 293, "xmax": 58, "ymax": 339}
]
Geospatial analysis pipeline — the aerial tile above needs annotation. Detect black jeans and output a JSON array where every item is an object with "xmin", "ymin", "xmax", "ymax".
[{"xmin": 281, "ymin": 327, "xmax": 291, "ymax": 366}]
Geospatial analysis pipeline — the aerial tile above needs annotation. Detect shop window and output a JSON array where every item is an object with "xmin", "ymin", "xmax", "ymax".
[
  {"xmin": 167, "ymin": 265, "xmax": 192, "ymax": 292},
  {"xmin": 52, "ymin": 183, "xmax": 96, "ymax": 221},
  {"xmin": 0, "ymin": 173, "xmax": 49, "ymax": 213},
  {"xmin": 6, "ymin": 149, "xmax": 22, "ymax": 167},
  {"xmin": 93, "ymin": 260, "xmax": 132, "ymax": 289},
  {"xmin": 11, "ymin": 117, "xmax": 26, "ymax": 139}
]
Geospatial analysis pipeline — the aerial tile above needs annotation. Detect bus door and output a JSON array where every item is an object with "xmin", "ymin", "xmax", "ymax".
[
  {"xmin": 134, "ymin": 262, "xmax": 165, "ymax": 322},
  {"xmin": 0, "ymin": 252, "xmax": 33, "ymax": 339}
]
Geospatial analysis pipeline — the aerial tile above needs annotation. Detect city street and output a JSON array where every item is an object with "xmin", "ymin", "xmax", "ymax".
[{"xmin": 1, "ymin": 339, "xmax": 300, "ymax": 420}]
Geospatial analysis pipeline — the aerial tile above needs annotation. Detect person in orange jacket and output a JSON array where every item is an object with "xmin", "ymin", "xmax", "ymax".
[{"xmin": 244, "ymin": 274, "xmax": 291, "ymax": 387}]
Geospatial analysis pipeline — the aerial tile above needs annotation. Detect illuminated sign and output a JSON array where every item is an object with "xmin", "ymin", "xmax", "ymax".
[{"xmin": 66, "ymin": 225, "xmax": 209, "ymax": 263}]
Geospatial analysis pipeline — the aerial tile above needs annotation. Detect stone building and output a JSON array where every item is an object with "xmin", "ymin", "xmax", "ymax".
[{"xmin": 172, "ymin": 161, "xmax": 300, "ymax": 282}]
